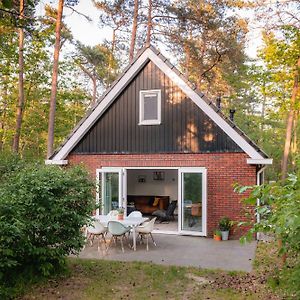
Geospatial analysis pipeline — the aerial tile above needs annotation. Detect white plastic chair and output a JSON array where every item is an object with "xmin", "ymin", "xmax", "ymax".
[
  {"xmin": 107, "ymin": 221, "xmax": 131, "ymax": 253},
  {"xmin": 136, "ymin": 217, "xmax": 157, "ymax": 251},
  {"xmin": 128, "ymin": 211, "xmax": 142, "ymax": 218},
  {"xmin": 86, "ymin": 219, "xmax": 107, "ymax": 252}
]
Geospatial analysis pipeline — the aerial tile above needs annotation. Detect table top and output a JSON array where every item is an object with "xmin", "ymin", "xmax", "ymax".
[{"xmin": 94, "ymin": 215, "xmax": 148, "ymax": 227}]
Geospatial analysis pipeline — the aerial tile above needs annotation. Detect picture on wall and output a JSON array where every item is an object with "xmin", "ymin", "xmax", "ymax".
[
  {"xmin": 153, "ymin": 171, "xmax": 165, "ymax": 181},
  {"xmin": 138, "ymin": 175, "xmax": 146, "ymax": 183}
]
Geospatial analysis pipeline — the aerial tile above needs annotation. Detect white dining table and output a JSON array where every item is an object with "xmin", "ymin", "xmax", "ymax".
[{"xmin": 94, "ymin": 215, "xmax": 149, "ymax": 251}]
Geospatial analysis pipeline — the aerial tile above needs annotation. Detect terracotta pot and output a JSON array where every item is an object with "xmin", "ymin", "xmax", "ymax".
[
  {"xmin": 117, "ymin": 214, "xmax": 124, "ymax": 220},
  {"xmin": 214, "ymin": 234, "xmax": 221, "ymax": 241}
]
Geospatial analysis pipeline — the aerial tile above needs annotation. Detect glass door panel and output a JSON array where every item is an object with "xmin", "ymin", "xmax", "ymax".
[
  {"xmin": 97, "ymin": 168, "xmax": 124, "ymax": 215},
  {"xmin": 182, "ymin": 173, "xmax": 202, "ymax": 231},
  {"xmin": 179, "ymin": 168, "xmax": 207, "ymax": 236},
  {"xmin": 103, "ymin": 173, "xmax": 119, "ymax": 214}
]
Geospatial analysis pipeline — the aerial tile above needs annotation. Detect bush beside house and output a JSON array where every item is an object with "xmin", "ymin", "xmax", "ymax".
[{"xmin": 0, "ymin": 155, "xmax": 95, "ymax": 298}]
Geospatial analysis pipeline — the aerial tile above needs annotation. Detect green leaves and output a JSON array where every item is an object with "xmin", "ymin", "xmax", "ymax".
[
  {"xmin": 238, "ymin": 166, "xmax": 300, "ymax": 256},
  {"xmin": 0, "ymin": 157, "xmax": 95, "ymax": 298}
]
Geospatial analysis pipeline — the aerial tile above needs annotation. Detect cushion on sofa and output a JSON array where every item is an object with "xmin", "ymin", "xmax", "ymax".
[{"xmin": 127, "ymin": 195, "xmax": 170, "ymax": 214}]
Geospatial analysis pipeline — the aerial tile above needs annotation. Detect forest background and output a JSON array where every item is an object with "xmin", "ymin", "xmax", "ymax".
[{"xmin": 0, "ymin": 0, "xmax": 299, "ymax": 180}]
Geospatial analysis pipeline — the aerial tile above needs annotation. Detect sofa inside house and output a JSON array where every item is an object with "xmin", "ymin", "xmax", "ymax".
[{"xmin": 127, "ymin": 195, "xmax": 170, "ymax": 214}]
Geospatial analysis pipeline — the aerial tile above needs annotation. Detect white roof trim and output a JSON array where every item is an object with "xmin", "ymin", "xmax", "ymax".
[
  {"xmin": 45, "ymin": 160, "xmax": 68, "ymax": 165},
  {"xmin": 50, "ymin": 47, "xmax": 265, "ymax": 161},
  {"xmin": 247, "ymin": 158, "xmax": 273, "ymax": 165}
]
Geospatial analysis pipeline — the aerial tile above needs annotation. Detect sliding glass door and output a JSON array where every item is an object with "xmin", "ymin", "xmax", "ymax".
[
  {"xmin": 96, "ymin": 168, "xmax": 126, "ymax": 215},
  {"xmin": 178, "ymin": 168, "xmax": 207, "ymax": 236}
]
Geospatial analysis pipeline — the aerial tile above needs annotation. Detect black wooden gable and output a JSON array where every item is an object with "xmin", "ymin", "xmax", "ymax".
[{"xmin": 72, "ymin": 61, "xmax": 242, "ymax": 154}]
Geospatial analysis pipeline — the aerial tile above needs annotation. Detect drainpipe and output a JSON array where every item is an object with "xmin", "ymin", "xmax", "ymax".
[{"xmin": 256, "ymin": 166, "xmax": 266, "ymax": 240}]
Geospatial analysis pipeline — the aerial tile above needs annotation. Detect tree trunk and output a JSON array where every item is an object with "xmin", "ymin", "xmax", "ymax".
[
  {"xmin": 92, "ymin": 75, "xmax": 97, "ymax": 105},
  {"xmin": 0, "ymin": 85, "xmax": 8, "ymax": 151},
  {"xmin": 146, "ymin": 0, "xmax": 152, "ymax": 46},
  {"xmin": 291, "ymin": 111, "xmax": 298, "ymax": 170},
  {"xmin": 12, "ymin": 0, "xmax": 25, "ymax": 153},
  {"xmin": 47, "ymin": 0, "xmax": 64, "ymax": 158},
  {"xmin": 109, "ymin": 28, "xmax": 116, "ymax": 71},
  {"xmin": 281, "ymin": 57, "xmax": 300, "ymax": 180},
  {"xmin": 129, "ymin": 0, "xmax": 139, "ymax": 62}
]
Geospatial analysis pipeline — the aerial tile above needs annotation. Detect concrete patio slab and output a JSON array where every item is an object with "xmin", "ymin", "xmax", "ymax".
[{"xmin": 77, "ymin": 234, "xmax": 257, "ymax": 272}]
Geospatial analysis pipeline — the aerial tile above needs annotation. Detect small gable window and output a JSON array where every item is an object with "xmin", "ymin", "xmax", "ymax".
[{"xmin": 139, "ymin": 90, "xmax": 161, "ymax": 125}]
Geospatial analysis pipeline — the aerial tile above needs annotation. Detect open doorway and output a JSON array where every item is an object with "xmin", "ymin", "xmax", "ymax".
[
  {"xmin": 97, "ymin": 167, "xmax": 207, "ymax": 236},
  {"xmin": 126, "ymin": 168, "xmax": 178, "ymax": 233}
]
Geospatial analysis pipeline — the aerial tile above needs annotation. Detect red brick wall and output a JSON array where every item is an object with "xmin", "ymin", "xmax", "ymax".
[{"xmin": 68, "ymin": 152, "xmax": 256, "ymax": 239}]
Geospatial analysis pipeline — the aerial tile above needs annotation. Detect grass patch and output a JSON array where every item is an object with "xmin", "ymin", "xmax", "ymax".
[{"xmin": 19, "ymin": 241, "xmax": 299, "ymax": 299}]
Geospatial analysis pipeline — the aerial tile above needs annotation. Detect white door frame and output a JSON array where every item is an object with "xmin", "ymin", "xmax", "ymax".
[
  {"xmin": 96, "ymin": 167, "xmax": 126, "ymax": 215},
  {"xmin": 96, "ymin": 166, "xmax": 207, "ymax": 237},
  {"xmin": 178, "ymin": 167, "xmax": 207, "ymax": 236}
]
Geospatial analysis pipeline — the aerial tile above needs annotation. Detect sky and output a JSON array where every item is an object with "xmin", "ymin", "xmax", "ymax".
[{"xmin": 36, "ymin": 0, "xmax": 263, "ymax": 60}]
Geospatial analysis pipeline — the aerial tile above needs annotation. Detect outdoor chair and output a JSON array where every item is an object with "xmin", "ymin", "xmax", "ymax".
[
  {"xmin": 189, "ymin": 203, "xmax": 202, "ymax": 227},
  {"xmin": 136, "ymin": 217, "xmax": 157, "ymax": 251},
  {"xmin": 86, "ymin": 219, "xmax": 107, "ymax": 252},
  {"xmin": 152, "ymin": 201, "xmax": 177, "ymax": 223},
  {"xmin": 128, "ymin": 210, "xmax": 142, "ymax": 218},
  {"xmin": 107, "ymin": 221, "xmax": 131, "ymax": 253}
]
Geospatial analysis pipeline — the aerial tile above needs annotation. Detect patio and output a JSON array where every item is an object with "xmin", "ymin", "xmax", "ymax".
[{"xmin": 77, "ymin": 234, "xmax": 257, "ymax": 272}]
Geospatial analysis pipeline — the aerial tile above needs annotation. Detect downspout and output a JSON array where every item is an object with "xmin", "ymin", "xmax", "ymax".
[{"xmin": 256, "ymin": 166, "xmax": 266, "ymax": 240}]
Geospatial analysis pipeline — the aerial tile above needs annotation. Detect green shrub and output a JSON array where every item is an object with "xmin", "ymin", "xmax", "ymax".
[
  {"xmin": 0, "ymin": 162, "xmax": 95, "ymax": 298},
  {"xmin": 235, "ymin": 167, "xmax": 300, "ymax": 298}
]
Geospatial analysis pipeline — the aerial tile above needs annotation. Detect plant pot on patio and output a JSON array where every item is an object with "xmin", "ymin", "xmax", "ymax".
[
  {"xmin": 213, "ymin": 230, "xmax": 222, "ymax": 241},
  {"xmin": 221, "ymin": 231, "xmax": 229, "ymax": 241},
  {"xmin": 117, "ymin": 208, "xmax": 125, "ymax": 220},
  {"xmin": 218, "ymin": 217, "xmax": 233, "ymax": 241}
]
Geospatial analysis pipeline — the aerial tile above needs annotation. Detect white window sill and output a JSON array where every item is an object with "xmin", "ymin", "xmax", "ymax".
[{"xmin": 138, "ymin": 120, "xmax": 161, "ymax": 126}]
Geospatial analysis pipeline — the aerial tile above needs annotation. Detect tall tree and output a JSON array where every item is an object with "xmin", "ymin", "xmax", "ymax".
[
  {"xmin": 75, "ymin": 42, "xmax": 118, "ymax": 105},
  {"xmin": 47, "ymin": 0, "xmax": 64, "ymax": 158},
  {"xmin": 12, "ymin": 0, "xmax": 25, "ymax": 153},
  {"xmin": 252, "ymin": 0, "xmax": 300, "ymax": 179},
  {"xmin": 282, "ymin": 56, "xmax": 300, "ymax": 179},
  {"xmin": 129, "ymin": 0, "xmax": 139, "ymax": 62},
  {"xmin": 163, "ymin": 0, "xmax": 248, "ymax": 97},
  {"xmin": 146, "ymin": 0, "xmax": 152, "ymax": 46}
]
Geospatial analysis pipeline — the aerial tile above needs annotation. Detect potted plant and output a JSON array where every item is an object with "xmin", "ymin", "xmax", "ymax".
[
  {"xmin": 213, "ymin": 229, "xmax": 222, "ymax": 241},
  {"xmin": 219, "ymin": 217, "xmax": 233, "ymax": 241},
  {"xmin": 117, "ymin": 207, "xmax": 125, "ymax": 220}
]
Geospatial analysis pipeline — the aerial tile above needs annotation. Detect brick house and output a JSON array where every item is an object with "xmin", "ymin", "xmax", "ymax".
[{"xmin": 46, "ymin": 46, "xmax": 272, "ymax": 238}]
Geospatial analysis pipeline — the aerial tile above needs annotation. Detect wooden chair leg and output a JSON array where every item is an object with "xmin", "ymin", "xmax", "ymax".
[
  {"xmin": 150, "ymin": 233, "xmax": 156, "ymax": 246},
  {"xmin": 101, "ymin": 233, "xmax": 106, "ymax": 244},
  {"xmin": 90, "ymin": 233, "xmax": 95, "ymax": 246},
  {"xmin": 106, "ymin": 236, "xmax": 113, "ymax": 254},
  {"xmin": 101, "ymin": 233, "xmax": 107, "ymax": 251},
  {"xmin": 146, "ymin": 235, "xmax": 149, "ymax": 251},
  {"xmin": 124, "ymin": 232, "xmax": 132, "ymax": 249},
  {"xmin": 120, "ymin": 236, "xmax": 124, "ymax": 253},
  {"xmin": 97, "ymin": 236, "xmax": 101, "ymax": 252}
]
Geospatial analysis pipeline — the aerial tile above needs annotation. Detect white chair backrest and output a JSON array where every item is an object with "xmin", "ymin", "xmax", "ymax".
[
  {"xmin": 128, "ymin": 211, "xmax": 142, "ymax": 218},
  {"xmin": 108, "ymin": 221, "xmax": 129, "ymax": 235},
  {"xmin": 107, "ymin": 210, "xmax": 118, "ymax": 217},
  {"xmin": 87, "ymin": 220, "xmax": 106, "ymax": 234}
]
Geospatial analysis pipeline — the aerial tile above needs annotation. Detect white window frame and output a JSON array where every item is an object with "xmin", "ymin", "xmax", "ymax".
[{"xmin": 139, "ymin": 89, "xmax": 161, "ymax": 125}]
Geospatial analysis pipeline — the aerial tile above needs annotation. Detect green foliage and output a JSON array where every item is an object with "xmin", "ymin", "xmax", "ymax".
[
  {"xmin": 0, "ymin": 158, "xmax": 95, "ymax": 298},
  {"xmin": 236, "ymin": 170, "xmax": 300, "ymax": 254},
  {"xmin": 214, "ymin": 229, "xmax": 222, "ymax": 236},
  {"xmin": 236, "ymin": 169, "xmax": 300, "ymax": 295},
  {"xmin": 235, "ymin": 165, "xmax": 300, "ymax": 297},
  {"xmin": 218, "ymin": 217, "xmax": 233, "ymax": 231}
]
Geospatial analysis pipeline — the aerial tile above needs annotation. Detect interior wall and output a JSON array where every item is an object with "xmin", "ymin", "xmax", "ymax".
[{"xmin": 127, "ymin": 169, "xmax": 178, "ymax": 201}]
